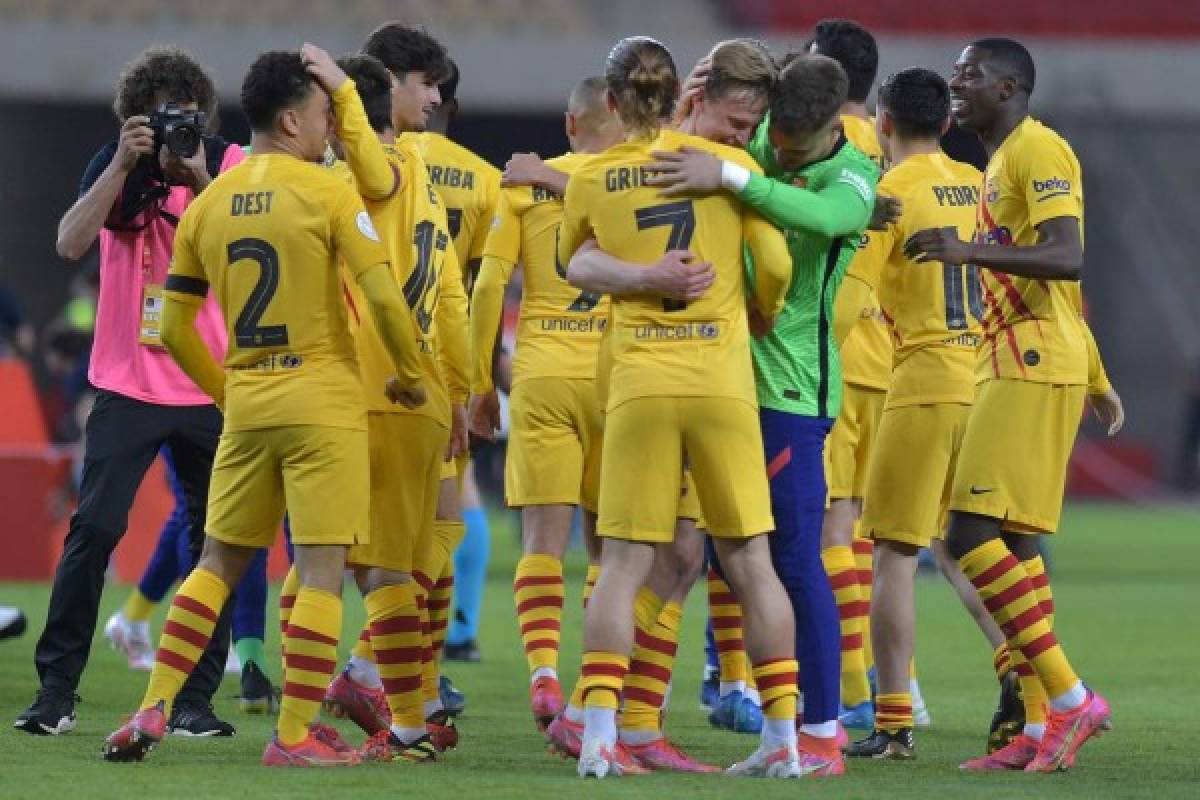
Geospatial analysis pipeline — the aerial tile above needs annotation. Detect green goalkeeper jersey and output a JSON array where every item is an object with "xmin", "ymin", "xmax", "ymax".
[{"xmin": 742, "ymin": 115, "xmax": 880, "ymax": 418}]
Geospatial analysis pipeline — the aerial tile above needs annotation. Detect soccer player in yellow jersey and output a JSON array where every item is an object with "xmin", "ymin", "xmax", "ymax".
[
  {"xmin": 103, "ymin": 50, "xmax": 427, "ymax": 767},
  {"xmin": 415, "ymin": 59, "xmax": 503, "ymax": 676},
  {"xmin": 830, "ymin": 68, "xmax": 981, "ymax": 760},
  {"xmin": 906, "ymin": 38, "xmax": 1122, "ymax": 772},
  {"xmin": 556, "ymin": 36, "xmax": 801, "ymax": 779},
  {"xmin": 467, "ymin": 76, "xmax": 623, "ymax": 729},
  {"xmin": 300, "ymin": 42, "xmax": 468, "ymax": 763}
]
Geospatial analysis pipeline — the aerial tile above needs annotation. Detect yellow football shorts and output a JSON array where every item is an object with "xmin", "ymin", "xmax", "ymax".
[
  {"xmin": 949, "ymin": 379, "xmax": 1086, "ymax": 535},
  {"xmin": 347, "ymin": 413, "xmax": 448, "ymax": 573},
  {"xmin": 597, "ymin": 396, "xmax": 772, "ymax": 543},
  {"xmin": 207, "ymin": 424, "xmax": 368, "ymax": 549},
  {"xmin": 825, "ymin": 384, "xmax": 887, "ymax": 500},
  {"xmin": 860, "ymin": 403, "xmax": 971, "ymax": 548},
  {"xmin": 506, "ymin": 376, "xmax": 603, "ymax": 512}
]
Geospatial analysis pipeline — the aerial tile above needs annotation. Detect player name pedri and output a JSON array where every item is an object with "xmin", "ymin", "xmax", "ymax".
[
  {"xmin": 931, "ymin": 185, "xmax": 980, "ymax": 207},
  {"xmin": 537, "ymin": 317, "xmax": 606, "ymax": 333},
  {"xmin": 633, "ymin": 322, "xmax": 720, "ymax": 340}
]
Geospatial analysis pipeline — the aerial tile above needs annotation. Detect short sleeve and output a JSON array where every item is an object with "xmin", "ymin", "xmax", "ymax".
[
  {"xmin": 481, "ymin": 188, "xmax": 524, "ymax": 264},
  {"xmin": 330, "ymin": 183, "xmax": 389, "ymax": 280},
  {"xmin": 79, "ymin": 142, "xmax": 118, "ymax": 197},
  {"xmin": 163, "ymin": 206, "xmax": 209, "ymax": 306},
  {"xmin": 556, "ymin": 172, "xmax": 593, "ymax": 272},
  {"xmin": 1021, "ymin": 135, "xmax": 1082, "ymax": 228}
]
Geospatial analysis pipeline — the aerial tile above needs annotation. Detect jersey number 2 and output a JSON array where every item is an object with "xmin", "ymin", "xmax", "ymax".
[
  {"xmin": 228, "ymin": 237, "xmax": 288, "ymax": 348},
  {"xmin": 635, "ymin": 200, "xmax": 695, "ymax": 312}
]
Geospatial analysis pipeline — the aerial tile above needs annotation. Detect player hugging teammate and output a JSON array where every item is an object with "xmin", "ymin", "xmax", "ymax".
[{"xmin": 54, "ymin": 15, "xmax": 1120, "ymax": 780}]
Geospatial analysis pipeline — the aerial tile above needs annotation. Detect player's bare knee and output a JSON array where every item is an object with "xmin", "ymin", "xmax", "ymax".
[
  {"xmin": 293, "ymin": 544, "xmax": 348, "ymax": 595},
  {"xmin": 436, "ymin": 477, "xmax": 462, "ymax": 520},
  {"xmin": 521, "ymin": 504, "xmax": 574, "ymax": 558},
  {"xmin": 196, "ymin": 537, "xmax": 256, "ymax": 586}
]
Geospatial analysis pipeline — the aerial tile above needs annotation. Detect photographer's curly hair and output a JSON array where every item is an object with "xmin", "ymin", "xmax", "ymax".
[{"xmin": 113, "ymin": 45, "xmax": 217, "ymax": 129}]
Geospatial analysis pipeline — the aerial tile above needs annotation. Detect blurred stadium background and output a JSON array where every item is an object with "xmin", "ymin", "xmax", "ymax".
[{"xmin": 1, "ymin": 0, "xmax": 1198, "ymax": 580}]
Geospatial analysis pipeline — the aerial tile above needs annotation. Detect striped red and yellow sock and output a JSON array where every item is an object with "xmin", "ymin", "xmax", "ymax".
[
  {"xmin": 752, "ymin": 658, "xmax": 798, "ymax": 722},
  {"xmin": 852, "ymin": 536, "xmax": 875, "ymax": 670},
  {"xmin": 429, "ymin": 569, "xmax": 454, "ymax": 662},
  {"xmin": 279, "ymin": 587, "xmax": 342, "ymax": 745},
  {"xmin": 582, "ymin": 563, "xmax": 600, "ymax": 610},
  {"xmin": 417, "ymin": 521, "xmax": 464, "ymax": 701},
  {"xmin": 708, "ymin": 568, "xmax": 750, "ymax": 685},
  {"xmin": 822, "ymin": 545, "xmax": 871, "ymax": 707},
  {"xmin": 876, "ymin": 691, "xmax": 913, "ymax": 732},
  {"xmin": 1015, "ymin": 556, "xmax": 1054, "ymax": 723},
  {"xmin": 622, "ymin": 590, "xmax": 675, "ymax": 732},
  {"xmin": 278, "ymin": 565, "xmax": 300, "ymax": 678},
  {"xmin": 514, "ymin": 554, "xmax": 564, "ymax": 675},
  {"xmin": 365, "ymin": 582, "xmax": 423, "ymax": 729},
  {"xmin": 577, "ymin": 651, "xmax": 629, "ymax": 710},
  {"xmin": 141, "ymin": 568, "xmax": 229, "ymax": 714},
  {"xmin": 412, "ymin": 570, "xmax": 438, "ymax": 704},
  {"xmin": 993, "ymin": 642, "xmax": 1013, "ymax": 682},
  {"xmin": 351, "ymin": 625, "xmax": 374, "ymax": 662},
  {"xmin": 959, "ymin": 541, "xmax": 1079, "ymax": 699}
]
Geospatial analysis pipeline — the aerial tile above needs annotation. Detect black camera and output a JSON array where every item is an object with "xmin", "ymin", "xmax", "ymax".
[{"xmin": 149, "ymin": 102, "xmax": 206, "ymax": 159}]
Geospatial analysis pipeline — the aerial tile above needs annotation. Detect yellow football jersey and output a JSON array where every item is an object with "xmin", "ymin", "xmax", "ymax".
[
  {"xmin": 975, "ymin": 116, "xmax": 1089, "ymax": 385},
  {"xmin": 475, "ymin": 151, "xmax": 608, "ymax": 390},
  {"xmin": 838, "ymin": 114, "xmax": 893, "ymax": 391},
  {"xmin": 414, "ymin": 131, "xmax": 501, "ymax": 279},
  {"xmin": 852, "ymin": 152, "xmax": 983, "ymax": 408},
  {"xmin": 343, "ymin": 138, "xmax": 467, "ymax": 425},
  {"xmin": 166, "ymin": 153, "xmax": 387, "ymax": 433},
  {"xmin": 557, "ymin": 129, "xmax": 790, "ymax": 410}
]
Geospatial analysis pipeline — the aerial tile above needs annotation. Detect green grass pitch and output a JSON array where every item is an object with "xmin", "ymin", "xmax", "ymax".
[{"xmin": 0, "ymin": 502, "xmax": 1194, "ymax": 798}]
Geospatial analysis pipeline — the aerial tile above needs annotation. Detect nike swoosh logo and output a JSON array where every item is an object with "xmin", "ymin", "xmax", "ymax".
[{"xmin": 969, "ymin": 486, "xmax": 994, "ymax": 495}]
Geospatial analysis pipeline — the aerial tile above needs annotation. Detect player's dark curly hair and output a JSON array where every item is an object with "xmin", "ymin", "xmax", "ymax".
[
  {"xmin": 806, "ymin": 19, "xmax": 878, "ymax": 104},
  {"xmin": 439, "ymin": 58, "xmax": 461, "ymax": 104},
  {"xmin": 240, "ymin": 51, "xmax": 315, "ymax": 133},
  {"xmin": 362, "ymin": 23, "xmax": 451, "ymax": 84},
  {"xmin": 338, "ymin": 54, "xmax": 394, "ymax": 133},
  {"xmin": 112, "ymin": 45, "xmax": 217, "ymax": 128},
  {"xmin": 878, "ymin": 68, "xmax": 950, "ymax": 138},
  {"xmin": 771, "ymin": 55, "xmax": 848, "ymax": 135},
  {"xmin": 971, "ymin": 37, "xmax": 1036, "ymax": 95},
  {"xmin": 606, "ymin": 36, "xmax": 678, "ymax": 138}
]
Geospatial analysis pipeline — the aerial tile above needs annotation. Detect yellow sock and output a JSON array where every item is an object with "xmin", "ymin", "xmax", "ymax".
[
  {"xmin": 365, "ymin": 583, "xmax": 423, "ymax": 729},
  {"xmin": 707, "ymin": 568, "xmax": 749, "ymax": 684},
  {"xmin": 751, "ymin": 658, "xmax": 798, "ymax": 721},
  {"xmin": 279, "ymin": 587, "xmax": 342, "ymax": 745},
  {"xmin": 876, "ymin": 691, "xmax": 913, "ymax": 732},
  {"xmin": 822, "ymin": 545, "xmax": 870, "ymax": 707},
  {"xmin": 514, "ymin": 554, "xmax": 564, "ymax": 675},
  {"xmin": 141, "ymin": 568, "xmax": 229, "ymax": 714},
  {"xmin": 417, "ymin": 520, "xmax": 464, "ymax": 702},
  {"xmin": 577, "ymin": 651, "xmax": 629, "ymax": 710},
  {"xmin": 278, "ymin": 565, "xmax": 300, "ymax": 678},
  {"xmin": 993, "ymin": 642, "xmax": 1013, "ymax": 681},
  {"xmin": 351, "ymin": 624, "xmax": 374, "ymax": 661},
  {"xmin": 123, "ymin": 589, "xmax": 156, "ymax": 623},
  {"xmin": 852, "ymin": 536, "xmax": 875, "ymax": 670},
  {"xmin": 959, "ymin": 541, "xmax": 1078, "ymax": 699},
  {"xmin": 582, "ymin": 563, "xmax": 600, "ymax": 610},
  {"xmin": 621, "ymin": 590, "xmax": 673, "ymax": 732},
  {"xmin": 429, "ymin": 566, "xmax": 455, "ymax": 663}
]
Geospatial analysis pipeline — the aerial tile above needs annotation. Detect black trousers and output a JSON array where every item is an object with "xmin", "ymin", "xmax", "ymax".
[{"xmin": 35, "ymin": 390, "xmax": 232, "ymax": 706}]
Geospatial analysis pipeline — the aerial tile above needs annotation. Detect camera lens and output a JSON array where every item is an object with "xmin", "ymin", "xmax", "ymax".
[{"xmin": 166, "ymin": 124, "xmax": 201, "ymax": 158}]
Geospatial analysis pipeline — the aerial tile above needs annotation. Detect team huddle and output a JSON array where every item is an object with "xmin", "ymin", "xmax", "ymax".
[{"xmin": 84, "ymin": 17, "xmax": 1120, "ymax": 779}]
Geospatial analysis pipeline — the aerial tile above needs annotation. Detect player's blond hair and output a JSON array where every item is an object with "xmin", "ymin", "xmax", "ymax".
[
  {"xmin": 605, "ymin": 36, "xmax": 678, "ymax": 138},
  {"xmin": 677, "ymin": 38, "xmax": 777, "ymax": 122}
]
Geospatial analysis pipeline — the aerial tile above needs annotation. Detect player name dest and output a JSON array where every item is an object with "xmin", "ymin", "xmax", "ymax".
[{"xmin": 630, "ymin": 321, "xmax": 721, "ymax": 341}]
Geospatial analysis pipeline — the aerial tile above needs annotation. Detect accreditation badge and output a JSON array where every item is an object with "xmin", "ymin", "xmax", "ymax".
[{"xmin": 139, "ymin": 283, "xmax": 165, "ymax": 347}]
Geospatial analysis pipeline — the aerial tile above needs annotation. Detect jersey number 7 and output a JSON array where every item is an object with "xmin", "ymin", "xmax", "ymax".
[{"xmin": 634, "ymin": 200, "xmax": 695, "ymax": 312}]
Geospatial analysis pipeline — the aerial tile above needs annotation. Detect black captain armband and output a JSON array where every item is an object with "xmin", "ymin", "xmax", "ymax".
[{"xmin": 165, "ymin": 274, "xmax": 210, "ymax": 296}]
